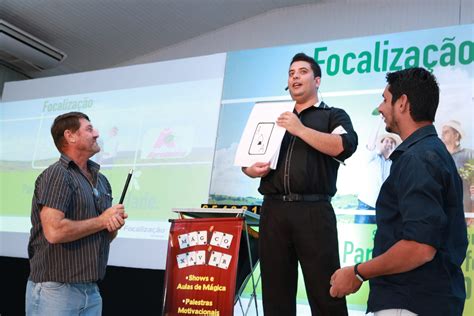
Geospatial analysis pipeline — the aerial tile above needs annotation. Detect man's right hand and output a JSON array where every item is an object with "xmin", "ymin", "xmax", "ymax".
[{"xmin": 242, "ymin": 162, "xmax": 271, "ymax": 178}]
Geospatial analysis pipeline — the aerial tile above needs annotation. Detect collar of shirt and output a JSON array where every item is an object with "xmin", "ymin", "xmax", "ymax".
[
  {"xmin": 389, "ymin": 125, "xmax": 438, "ymax": 161},
  {"xmin": 295, "ymin": 101, "xmax": 328, "ymax": 115},
  {"xmin": 59, "ymin": 153, "xmax": 101, "ymax": 174},
  {"xmin": 315, "ymin": 101, "xmax": 331, "ymax": 109}
]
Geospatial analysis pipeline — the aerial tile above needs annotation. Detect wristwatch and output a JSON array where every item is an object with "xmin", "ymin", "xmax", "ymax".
[{"xmin": 354, "ymin": 263, "xmax": 367, "ymax": 282}]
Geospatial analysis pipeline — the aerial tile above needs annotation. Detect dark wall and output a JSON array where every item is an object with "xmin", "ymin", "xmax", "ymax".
[{"xmin": 0, "ymin": 256, "xmax": 165, "ymax": 315}]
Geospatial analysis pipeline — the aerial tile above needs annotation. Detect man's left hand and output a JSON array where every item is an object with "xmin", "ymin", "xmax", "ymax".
[
  {"xmin": 329, "ymin": 266, "xmax": 363, "ymax": 298},
  {"xmin": 277, "ymin": 111, "xmax": 304, "ymax": 136},
  {"xmin": 106, "ymin": 212, "xmax": 128, "ymax": 232}
]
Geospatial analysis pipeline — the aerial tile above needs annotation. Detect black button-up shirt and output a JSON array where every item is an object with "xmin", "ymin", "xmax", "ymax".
[
  {"xmin": 28, "ymin": 154, "xmax": 113, "ymax": 283},
  {"xmin": 368, "ymin": 125, "xmax": 468, "ymax": 315},
  {"xmin": 258, "ymin": 102, "xmax": 358, "ymax": 196}
]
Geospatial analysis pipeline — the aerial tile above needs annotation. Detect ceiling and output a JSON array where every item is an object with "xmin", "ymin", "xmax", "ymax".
[{"xmin": 0, "ymin": 0, "xmax": 320, "ymax": 78}]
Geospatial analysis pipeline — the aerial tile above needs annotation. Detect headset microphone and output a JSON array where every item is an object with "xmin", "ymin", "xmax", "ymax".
[{"xmin": 285, "ymin": 86, "xmax": 289, "ymax": 91}]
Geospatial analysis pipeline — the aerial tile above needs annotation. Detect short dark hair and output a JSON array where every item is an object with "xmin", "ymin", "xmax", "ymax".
[
  {"xmin": 386, "ymin": 67, "xmax": 439, "ymax": 122},
  {"xmin": 51, "ymin": 112, "xmax": 89, "ymax": 152},
  {"xmin": 290, "ymin": 53, "xmax": 322, "ymax": 78}
]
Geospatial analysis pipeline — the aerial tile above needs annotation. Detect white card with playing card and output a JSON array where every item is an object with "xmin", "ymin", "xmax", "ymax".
[{"xmin": 234, "ymin": 101, "xmax": 294, "ymax": 169}]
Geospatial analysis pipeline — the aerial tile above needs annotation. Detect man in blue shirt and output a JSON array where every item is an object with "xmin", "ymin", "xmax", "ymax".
[{"xmin": 329, "ymin": 67, "xmax": 467, "ymax": 316}]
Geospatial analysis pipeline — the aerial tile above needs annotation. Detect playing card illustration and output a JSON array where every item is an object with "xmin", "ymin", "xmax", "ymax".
[{"xmin": 248, "ymin": 122, "xmax": 274, "ymax": 155}]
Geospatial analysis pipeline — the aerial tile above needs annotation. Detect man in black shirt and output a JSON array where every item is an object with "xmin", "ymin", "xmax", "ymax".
[
  {"xmin": 242, "ymin": 53, "xmax": 358, "ymax": 315},
  {"xmin": 26, "ymin": 112, "xmax": 128, "ymax": 316}
]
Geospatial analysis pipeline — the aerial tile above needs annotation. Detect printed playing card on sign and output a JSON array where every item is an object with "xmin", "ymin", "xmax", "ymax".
[
  {"xmin": 188, "ymin": 231, "xmax": 198, "ymax": 247},
  {"xmin": 210, "ymin": 231, "xmax": 224, "ymax": 247},
  {"xmin": 177, "ymin": 234, "xmax": 190, "ymax": 249},
  {"xmin": 208, "ymin": 251, "xmax": 222, "ymax": 267},
  {"xmin": 187, "ymin": 251, "xmax": 197, "ymax": 266},
  {"xmin": 218, "ymin": 254, "xmax": 232, "ymax": 270},
  {"xmin": 196, "ymin": 250, "xmax": 206, "ymax": 265},
  {"xmin": 176, "ymin": 253, "xmax": 188, "ymax": 269},
  {"xmin": 219, "ymin": 233, "xmax": 234, "ymax": 249},
  {"xmin": 197, "ymin": 231, "xmax": 207, "ymax": 245}
]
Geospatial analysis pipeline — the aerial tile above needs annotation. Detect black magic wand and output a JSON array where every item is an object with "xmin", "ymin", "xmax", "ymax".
[{"xmin": 119, "ymin": 169, "xmax": 133, "ymax": 204}]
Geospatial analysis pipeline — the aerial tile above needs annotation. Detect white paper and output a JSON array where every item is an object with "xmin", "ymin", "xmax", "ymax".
[{"xmin": 234, "ymin": 101, "xmax": 294, "ymax": 169}]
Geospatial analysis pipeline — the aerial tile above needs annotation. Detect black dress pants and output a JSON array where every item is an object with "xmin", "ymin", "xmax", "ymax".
[{"xmin": 259, "ymin": 199, "xmax": 348, "ymax": 316}]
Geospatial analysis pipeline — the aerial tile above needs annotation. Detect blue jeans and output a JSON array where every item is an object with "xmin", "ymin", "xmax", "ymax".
[
  {"xmin": 355, "ymin": 200, "xmax": 376, "ymax": 224},
  {"xmin": 25, "ymin": 279, "xmax": 102, "ymax": 316}
]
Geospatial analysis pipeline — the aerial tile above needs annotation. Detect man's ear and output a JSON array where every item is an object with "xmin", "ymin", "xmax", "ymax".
[
  {"xmin": 314, "ymin": 76, "xmax": 321, "ymax": 89},
  {"xmin": 64, "ymin": 130, "xmax": 76, "ymax": 144},
  {"xmin": 397, "ymin": 94, "xmax": 409, "ymax": 113}
]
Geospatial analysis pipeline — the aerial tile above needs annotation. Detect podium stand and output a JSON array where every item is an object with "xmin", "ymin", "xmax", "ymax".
[{"xmin": 172, "ymin": 208, "xmax": 260, "ymax": 316}]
